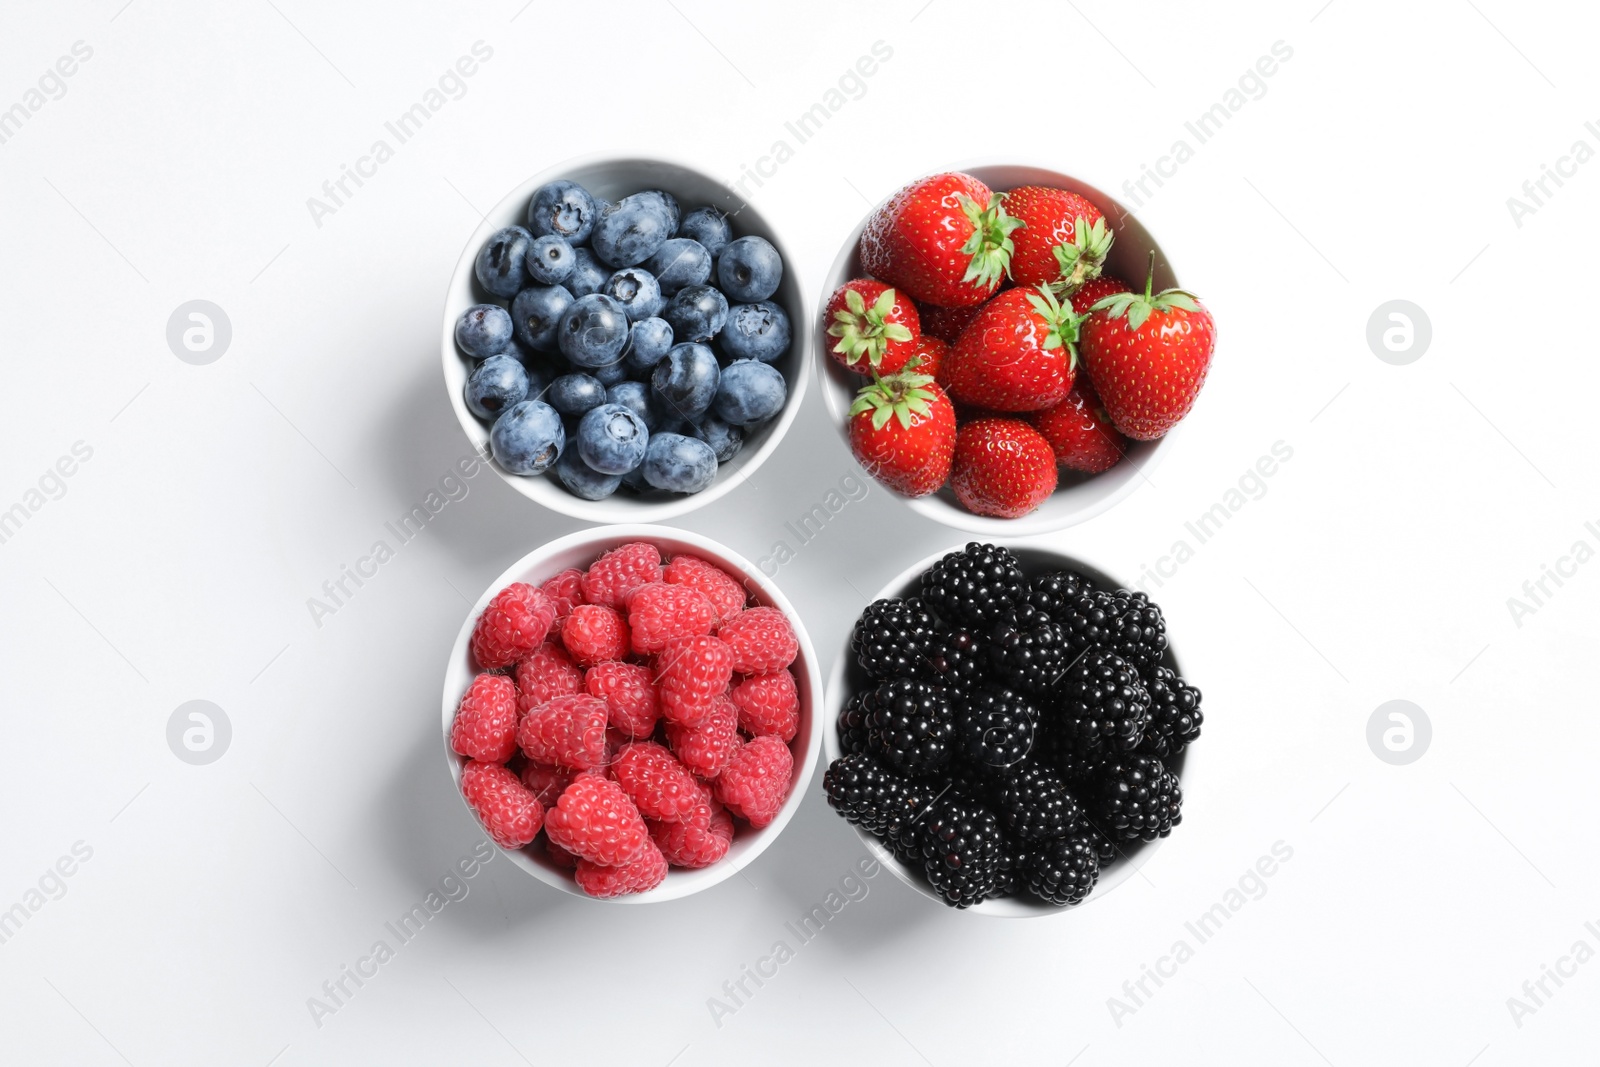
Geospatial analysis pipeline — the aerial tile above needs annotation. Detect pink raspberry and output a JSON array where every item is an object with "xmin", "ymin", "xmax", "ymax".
[
  {"xmin": 664, "ymin": 697, "xmax": 740, "ymax": 778},
  {"xmin": 461, "ymin": 760, "xmax": 543, "ymax": 849},
  {"xmin": 627, "ymin": 582, "xmax": 717, "ymax": 654},
  {"xmin": 585, "ymin": 661, "xmax": 660, "ymax": 738},
  {"xmin": 541, "ymin": 568, "xmax": 586, "ymax": 623},
  {"xmin": 470, "ymin": 583, "xmax": 557, "ymax": 670},
  {"xmin": 516, "ymin": 694, "xmax": 609, "ymax": 770},
  {"xmin": 650, "ymin": 804, "xmax": 734, "ymax": 868},
  {"xmin": 519, "ymin": 761, "xmax": 582, "ymax": 808},
  {"xmin": 574, "ymin": 839, "xmax": 668, "ymax": 897},
  {"xmin": 514, "ymin": 642, "xmax": 585, "ymax": 712},
  {"xmin": 655, "ymin": 634, "xmax": 734, "ymax": 727},
  {"xmin": 730, "ymin": 669, "xmax": 800, "ymax": 742},
  {"xmin": 450, "ymin": 673, "xmax": 520, "ymax": 762},
  {"xmin": 581, "ymin": 542, "xmax": 662, "ymax": 609},
  {"xmin": 714, "ymin": 735, "xmax": 793, "ymax": 829},
  {"xmin": 662, "ymin": 555, "xmax": 748, "ymax": 622},
  {"xmin": 609, "ymin": 741, "xmax": 702, "ymax": 821},
  {"xmin": 561, "ymin": 604, "xmax": 631, "ymax": 665},
  {"xmin": 544, "ymin": 775, "xmax": 650, "ymax": 866},
  {"xmin": 716, "ymin": 607, "xmax": 798, "ymax": 674}
]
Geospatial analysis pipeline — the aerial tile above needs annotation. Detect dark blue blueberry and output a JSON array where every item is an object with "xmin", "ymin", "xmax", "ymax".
[
  {"xmin": 510, "ymin": 284, "xmax": 573, "ymax": 354},
  {"xmin": 677, "ymin": 207, "xmax": 732, "ymax": 258},
  {"xmin": 475, "ymin": 226, "xmax": 534, "ymax": 298},
  {"xmin": 525, "ymin": 234, "xmax": 575, "ymax": 285},
  {"xmin": 663, "ymin": 284, "xmax": 729, "ymax": 342},
  {"xmin": 717, "ymin": 235, "xmax": 783, "ymax": 302},
  {"xmin": 646, "ymin": 238, "xmax": 713, "ymax": 295},
  {"xmin": 526, "ymin": 180, "xmax": 597, "ymax": 244},
  {"xmin": 464, "ymin": 354, "xmax": 529, "ymax": 421},
  {"xmin": 605, "ymin": 380, "xmax": 654, "ymax": 429},
  {"xmin": 547, "ymin": 373, "xmax": 607, "ymax": 417},
  {"xmin": 625, "ymin": 317, "xmax": 674, "ymax": 376},
  {"xmin": 603, "ymin": 267, "xmax": 665, "ymax": 321},
  {"xmin": 651, "ymin": 343, "xmax": 721, "ymax": 424},
  {"xmin": 591, "ymin": 359, "xmax": 629, "ymax": 386},
  {"xmin": 555, "ymin": 448, "xmax": 622, "ymax": 501},
  {"xmin": 691, "ymin": 417, "xmax": 744, "ymax": 464},
  {"xmin": 714, "ymin": 359, "xmax": 787, "ymax": 426},
  {"xmin": 641, "ymin": 433, "xmax": 718, "ymax": 493},
  {"xmin": 490, "ymin": 399, "xmax": 564, "ymax": 475},
  {"xmin": 557, "ymin": 293, "xmax": 631, "ymax": 369},
  {"xmin": 567, "ymin": 248, "xmax": 609, "ymax": 298},
  {"xmin": 649, "ymin": 190, "xmax": 681, "ymax": 231},
  {"xmin": 591, "ymin": 191, "xmax": 676, "ymax": 268},
  {"xmin": 576, "ymin": 402, "xmax": 650, "ymax": 475},
  {"xmin": 455, "ymin": 303, "xmax": 513, "ymax": 358},
  {"xmin": 719, "ymin": 301, "xmax": 791, "ymax": 363}
]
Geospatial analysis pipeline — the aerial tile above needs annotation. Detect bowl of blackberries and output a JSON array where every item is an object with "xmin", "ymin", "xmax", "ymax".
[
  {"xmin": 822, "ymin": 542, "xmax": 1203, "ymax": 914},
  {"xmin": 442, "ymin": 156, "xmax": 807, "ymax": 521}
]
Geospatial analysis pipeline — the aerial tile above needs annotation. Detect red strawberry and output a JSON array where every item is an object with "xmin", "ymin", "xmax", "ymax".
[
  {"xmin": 1079, "ymin": 256, "xmax": 1216, "ymax": 440},
  {"xmin": 1070, "ymin": 274, "xmax": 1131, "ymax": 314},
  {"xmin": 919, "ymin": 301, "xmax": 983, "ymax": 344},
  {"xmin": 824, "ymin": 279, "xmax": 920, "ymax": 375},
  {"xmin": 949, "ymin": 417, "xmax": 1058, "ymax": 519},
  {"xmin": 909, "ymin": 334, "xmax": 949, "ymax": 383},
  {"xmin": 1002, "ymin": 186, "xmax": 1111, "ymax": 294},
  {"xmin": 1029, "ymin": 376, "xmax": 1127, "ymax": 474},
  {"xmin": 848, "ymin": 369, "xmax": 956, "ymax": 498},
  {"xmin": 946, "ymin": 285, "xmax": 1080, "ymax": 413},
  {"xmin": 859, "ymin": 172, "xmax": 1023, "ymax": 308}
]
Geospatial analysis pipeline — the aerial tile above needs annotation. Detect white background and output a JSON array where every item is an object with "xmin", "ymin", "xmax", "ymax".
[{"xmin": 2, "ymin": 1, "xmax": 1596, "ymax": 1064}]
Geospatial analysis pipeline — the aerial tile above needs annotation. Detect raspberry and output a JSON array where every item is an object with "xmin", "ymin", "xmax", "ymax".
[
  {"xmin": 544, "ymin": 775, "xmax": 650, "ymax": 866},
  {"xmin": 514, "ymin": 642, "xmax": 585, "ymax": 712},
  {"xmin": 516, "ymin": 693, "xmax": 609, "ymax": 770},
  {"xmin": 461, "ymin": 760, "xmax": 543, "ymax": 849},
  {"xmin": 545, "ymin": 837, "xmax": 579, "ymax": 869},
  {"xmin": 627, "ymin": 582, "xmax": 717, "ymax": 654},
  {"xmin": 663, "ymin": 555, "xmax": 748, "ymax": 622},
  {"xmin": 541, "ymin": 567, "xmax": 586, "ymax": 623},
  {"xmin": 609, "ymin": 741, "xmax": 702, "ymax": 821},
  {"xmin": 650, "ymin": 803, "xmax": 734, "ymax": 868},
  {"xmin": 655, "ymin": 634, "xmax": 734, "ymax": 727},
  {"xmin": 664, "ymin": 697, "xmax": 740, "ymax": 778},
  {"xmin": 574, "ymin": 839, "xmax": 668, "ymax": 897},
  {"xmin": 730, "ymin": 670, "xmax": 799, "ymax": 742},
  {"xmin": 450, "ymin": 673, "xmax": 519, "ymax": 763},
  {"xmin": 581, "ymin": 542, "xmax": 662, "ymax": 608},
  {"xmin": 715, "ymin": 735, "xmax": 794, "ymax": 829},
  {"xmin": 717, "ymin": 607, "xmax": 799, "ymax": 674},
  {"xmin": 519, "ymin": 761, "xmax": 581, "ymax": 808},
  {"xmin": 470, "ymin": 582, "xmax": 557, "ymax": 670},
  {"xmin": 585, "ymin": 661, "xmax": 660, "ymax": 738},
  {"xmin": 561, "ymin": 604, "xmax": 631, "ymax": 665}
]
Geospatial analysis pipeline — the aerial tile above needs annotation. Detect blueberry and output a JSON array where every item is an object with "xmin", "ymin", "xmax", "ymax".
[
  {"xmin": 490, "ymin": 400, "xmax": 564, "ymax": 475},
  {"xmin": 646, "ymin": 238, "xmax": 713, "ymax": 296},
  {"xmin": 526, "ymin": 180, "xmax": 597, "ymax": 244},
  {"xmin": 625, "ymin": 317, "xmax": 674, "ymax": 376},
  {"xmin": 663, "ymin": 284, "xmax": 729, "ymax": 342},
  {"xmin": 510, "ymin": 284, "xmax": 573, "ymax": 354},
  {"xmin": 548, "ymin": 373, "xmax": 607, "ymax": 417},
  {"xmin": 577, "ymin": 403, "xmax": 650, "ymax": 475},
  {"xmin": 714, "ymin": 359, "xmax": 787, "ymax": 426},
  {"xmin": 717, "ymin": 235, "xmax": 783, "ymax": 302},
  {"xmin": 567, "ymin": 248, "xmax": 609, "ymax": 298},
  {"xmin": 641, "ymin": 433, "xmax": 718, "ymax": 493},
  {"xmin": 648, "ymin": 189, "xmax": 681, "ymax": 232},
  {"xmin": 652, "ymin": 342, "xmax": 721, "ymax": 423},
  {"xmin": 591, "ymin": 191, "xmax": 676, "ymax": 268},
  {"xmin": 558, "ymin": 293, "xmax": 631, "ymax": 369},
  {"xmin": 720, "ymin": 301, "xmax": 791, "ymax": 363},
  {"xmin": 464, "ymin": 354, "xmax": 529, "ymax": 421},
  {"xmin": 475, "ymin": 226, "xmax": 534, "ymax": 298},
  {"xmin": 525, "ymin": 234, "xmax": 575, "ymax": 285},
  {"xmin": 677, "ymin": 207, "xmax": 732, "ymax": 258},
  {"xmin": 606, "ymin": 380, "xmax": 654, "ymax": 428},
  {"xmin": 591, "ymin": 359, "xmax": 629, "ymax": 386},
  {"xmin": 691, "ymin": 416, "xmax": 744, "ymax": 463},
  {"xmin": 619, "ymin": 464, "xmax": 654, "ymax": 494},
  {"xmin": 603, "ymin": 267, "xmax": 665, "ymax": 321},
  {"xmin": 556, "ymin": 448, "xmax": 622, "ymax": 500},
  {"xmin": 455, "ymin": 303, "xmax": 513, "ymax": 358}
]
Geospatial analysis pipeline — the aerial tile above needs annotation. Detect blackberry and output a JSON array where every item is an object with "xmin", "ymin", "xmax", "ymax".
[
  {"xmin": 1027, "ymin": 830, "xmax": 1100, "ymax": 906},
  {"xmin": 989, "ymin": 603, "xmax": 1068, "ymax": 694},
  {"xmin": 916, "ymin": 797, "xmax": 1002, "ymax": 907},
  {"xmin": 927, "ymin": 628, "xmax": 992, "ymax": 698},
  {"xmin": 1057, "ymin": 648, "xmax": 1150, "ymax": 760},
  {"xmin": 1025, "ymin": 569, "xmax": 1096, "ymax": 622},
  {"xmin": 1139, "ymin": 666, "xmax": 1203, "ymax": 759},
  {"xmin": 997, "ymin": 763, "xmax": 1080, "ymax": 841},
  {"xmin": 823, "ymin": 753, "xmax": 940, "ymax": 837},
  {"xmin": 1080, "ymin": 753, "xmax": 1182, "ymax": 842},
  {"xmin": 939, "ymin": 765, "xmax": 998, "ymax": 807},
  {"xmin": 955, "ymin": 686, "xmax": 1039, "ymax": 776},
  {"xmin": 836, "ymin": 692, "xmax": 871, "ymax": 755},
  {"xmin": 994, "ymin": 837, "xmax": 1035, "ymax": 897},
  {"xmin": 852, "ymin": 597, "xmax": 941, "ymax": 680},
  {"xmin": 1076, "ymin": 816, "xmax": 1121, "ymax": 867},
  {"xmin": 920, "ymin": 542, "xmax": 1025, "ymax": 628},
  {"xmin": 861, "ymin": 678, "xmax": 956, "ymax": 777},
  {"xmin": 1061, "ymin": 588, "xmax": 1168, "ymax": 670}
]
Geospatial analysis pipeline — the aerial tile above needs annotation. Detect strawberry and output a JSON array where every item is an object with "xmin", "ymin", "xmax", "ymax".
[
  {"xmin": 918, "ymin": 301, "xmax": 983, "ymax": 344},
  {"xmin": 1029, "ymin": 375, "xmax": 1126, "ymax": 474},
  {"xmin": 1080, "ymin": 255, "xmax": 1216, "ymax": 440},
  {"xmin": 859, "ymin": 172, "xmax": 1023, "ymax": 308},
  {"xmin": 1002, "ymin": 186, "xmax": 1111, "ymax": 295},
  {"xmin": 825, "ymin": 279, "xmax": 920, "ymax": 375},
  {"xmin": 1070, "ymin": 274, "xmax": 1131, "ymax": 314},
  {"xmin": 945, "ymin": 285, "xmax": 1080, "ymax": 413},
  {"xmin": 848, "ymin": 368, "xmax": 957, "ymax": 498},
  {"xmin": 910, "ymin": 334, "xmax": 949, "ymax": 384},
  {"xmin": 948, "ymin": 417, "xmax": 1058, "ymax": 519}
]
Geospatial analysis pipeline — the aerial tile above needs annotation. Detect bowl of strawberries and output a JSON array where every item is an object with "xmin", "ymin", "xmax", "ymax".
[
  {"xmin": 816, "ymin": 165, "xmax": 1217, "ymax": 533},
  {"xmin": 441, "ymin": 525, "xmax": 824, "ymax": 901}
]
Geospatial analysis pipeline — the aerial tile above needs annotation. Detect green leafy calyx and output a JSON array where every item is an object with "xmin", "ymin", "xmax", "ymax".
[
  {"xmin": 1048, "ymin": 215, "xmax": 1114, "ymax": 297},
  {"xmin": 1088, "ymin": 251, "xmax": 1201, "ymax": 331},
  {"xmin": 958, "ymin": 193, "xmax": 1024, "ymax": 292},
  {"xmin": 1024, "ymin": 285, "xmax": 1083, "ymax": 373},
  {"xmin": 850, "ymin": 366, "xmax": 939, "ymax": 431},
  {"xmin": 828, "ymin": 286, "xmax": 914, "ymax": 368}
]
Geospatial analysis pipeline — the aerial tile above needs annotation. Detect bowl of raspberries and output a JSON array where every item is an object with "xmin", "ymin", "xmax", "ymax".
[
  {"xmin": 442, "ymin": 156, "xmax": 806, "ymax": 521},
  {"xmin": 822, "ymin": 542, "xmax": 1202, "ymax": 913},
  {"xmin": 816, "ymin": 165, "xmax": 1216, "ymax": 532},
  {"xmin": 442, "ymin": 526, "xmax": 823, "ymax": 900}
]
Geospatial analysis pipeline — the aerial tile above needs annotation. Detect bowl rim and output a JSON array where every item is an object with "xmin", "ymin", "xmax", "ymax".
[
  {"xmin": 822, "ymin": 539, "xmax": 1191, "ymax": 917},
  {"xmin": 441, "ymin": 153, "xmax": 811, "ymax": 523},
  {"xmin": 441, "ymin": 523, "xmax": 825, "ymax": 903}
]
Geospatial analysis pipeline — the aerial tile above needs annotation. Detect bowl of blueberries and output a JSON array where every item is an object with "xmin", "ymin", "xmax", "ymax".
[{"xmin": 442, "ymin": 156, "xmax": 807, "ymax": 521}]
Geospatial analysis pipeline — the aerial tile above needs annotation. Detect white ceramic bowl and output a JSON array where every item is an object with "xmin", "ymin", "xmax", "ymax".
[
  {"xmin": 441, "ymin": 524, "xmax": 825, "ymax": 903},
  {"xmin": 441, "ymin": 156, "xmax": 810, "ymax": 523},
  {"xmin": 814, "ymin": 163, "xmax": 1184, "ymax": 535},
  {"xmin": 823, "ymin": 542, "xmax": 1193, "ymax": 916}
]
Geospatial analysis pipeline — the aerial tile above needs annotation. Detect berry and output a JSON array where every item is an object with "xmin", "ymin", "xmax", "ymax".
[
  {"xmin": 988, "ymin": 603, "xmax": 1068, "ymax": 694},
  {"xmin": 654, "ymin": 634, "xmax": 735, "ymax": 727},
  {"xmin": 1029, "ymin": 375, "xmax": 1127, "ymax": 474},
  {"xmin": 1057, "ymin": 648, "xmax": 1151, "ymax": 760},
  {"xmin": 1062, "ymin": 588, "xmax": 1168, "ymax": 671},
  {"xmin": 545, "ymin": 836, "xmax": 580, "ymax": 869},
  {"xmin": 470, "ymin": 582, "xmax": 557, "ymax": 670},
  {"xmin": 461, "ymin": 760, "xmax": 543, "ymax": 849},
  {"xmin": 663, "ymin": 555, "xmax": 747, "ymax": 622},
  {"xmin": 823, "ymin": 753, "xmax": 939, "ymax": 837},
  {"xmin": 516, "ymin": 693, "xmax": 610, "ymax": 770},
  {"xmin": 721, "ymin": 301, "xmax": 792, "ymax": 363},
  {"xmin": 664, "ymin": 697, "xmax": 740, "ymax": 778},
  {"xmin": 464, "ymin": 355, "xmax": 529, "ymax": 420},
  {"xmin": 641, "ymin": 432, "xmax": 719, "ymax": 493},
  {"xmin": 527, "ymin": 179, "xmax": 597, "ymax": 243},
  {"xmin": 860, "ymin": 678, "xmax": 956, "ymax": 777},
  {"xmin": 540, "ymin": 568, "xmax": 586, "ymax": 624},
  {"xmin": 519, "ymin": 762, "xmax": 582, "ymax": 808},
  {"xmin": 926, "ymin": 629, "xmax": 993, "ymax": 698},
  {"xmin": 575, "ymin": 839, "xmax": 668, "ymax": 897},
  {"xmin": 561, "ymin": 604, "xmax": 631, "ymax": 666},
  {"xmin": 515, "ymin": 641, "xmax": 585, "ymax": 711},
  {"xmin": 576, "ymin": 403, "xmax": 650, "ymax": 475},
  {"xmin": 585, "ymin": 660, "xmax": 660, "ymax": 738},
  {"xmin": 664, "ymin": 283, "xmax": 730, "ymax": 342},
  {"xmin": 1080, "ymin": 753, "xmax": 1182, "ymax": 842},
  {"xmin": 526, "ymin": 233, "xmax": 576, "ymax": 285},
  {"xmin": 920, "ymin": 542, "xmax": 1025, "ymax": 628},
  {"xmin": 455, "ymin": 303, "xmax": 514, "ymax": 359},
  {"xmin": 474, "ymin": 225, "xmax": 533, "ymax": 297},
  {"xmin": 918, "ymin": 301, "xmax": 982, "ymax": 344},
  {"xmin": 677, "ymin": 206, "xmax": 731, "ymax": 257},
  {"xmin": 1024, "ymin": 570, "xmax": 1095, "ymax": 622},
  {"xmin": 450, "ymin": 673, "xmax": 520, "ymax": 763},
  {"xmin": 996, "ymin": 764, "xmax": 1079, "ymax": 841},
  {"xmin": 647, "ymin": 237, "xmax": 714, "ymax": 295},
  {"xmin": 825, "ymin": 279, "xmax": 920, "ymax": 375},
  {"xmin": 848, "ymin": 370, "xmax": 957, "ymax": 498},
  {"xmin": 915, "ymin": 796, "xmax": 1002, "ymax": 907},
  {"xmin": 713, "ymin": 360, "xmax": 787, "ymax": 427},
  {"xmin": 652, "ymin": 342, "xmax": 721, "ymax": 423},
  {"xmin": 955, "ymin": 686, "xmax": 1039, "ymax": 776},
  {"xmin": 581, "ymin": 542, "xmax": 663, "ymax": 608},
  {"xmin": 1139, "ymin": 666, "xmax": 1203, "ymax": 759},
  {"xmin": 490, "ymin": 400, "xmax": 566, "ymax": 476},
  {"xmin": 1001, "ymin": 185, "xmax": 1110, "ymax": 293},
  {"xmin": 628, "ymin": 582, "xmax": 717, "ymax": 654},
  {"xmin": 714, "ymin": 735, "xmax": 794, "ymax": 829},
  {"xmin": 1069, "ymin": 274, "xmax": 1131, "ymax": 315},
  {"xmin": 729, "ymin": 670, "xmax": 800, "ymax": 742},
  {"xmin": 548, "ymin": 373, "xmax": 607, "ymax": 418},
  {"xmin": 836, "ymin": 693, "xmax": 871, "ymax": 755},
  {"xmin": 946, "ymin": 285, "xmax": 1080, "ymax": 412},
  {"xmin": 511, "ymin": 283, "xmax": 574, "ymax": 353},
  {"xmin": 650, "ymin": 804, "xmax": 734, "ymax": 868},
  {"xmin": 949, "ymin": 417, "xmax": 1059, "ymax": 519},
  {"xmin": 1026, "ymin": 830, "xmax": 1100, "ymax": 905},
  {"xmin": 860, "ymin": 172, "xmax": 1021, "ymax": 308},
  {"xmin": 543, "ymin": 774, "xmax": 650, "ymax": 866},
  {"xmin": 717, "ymin": 607, "xmax": 798, "ymax": 674},
  {"xmin": 852, "ymin": 597, "xmax": 942, "ymax": 681},
  {"xmin": 994, "ymin": 838, "xmax": 1036, "ymax": 897},
  {"xmin": 716, "ymin": 235, "xmax": 783, "ymax": 302},
  {"xmin": 603, "ymin": 266, "xmax": 665, "ymax": 321},
  {"xmin": 591, "ymin": 190, "xmax": 676, "ymax": 267},
  {"xmin": 609, "ymin": 741, "xmax": 702, "ymax": 821}
]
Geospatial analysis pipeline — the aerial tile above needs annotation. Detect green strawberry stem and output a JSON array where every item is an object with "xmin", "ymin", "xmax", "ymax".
[
  {"xmin": 1023, "ymin": 285, "xmax": 1083, "ymax": 373},
  {"xmin": 958, "ymin": 194, "xmax": 1024, "ymax": 291},
  {"xmin": 1088, "ymin": 250, "xmax": 1201, "ymax": 331},
  {"xmin": 1048, "ymin": 215, "xmax": 1113, "ymax": 297},
  {"xmin": 827, "ymin": 286, "xmax": 914, "ymax": 369},
  {"xmin": 849, "ymin": 366, "xmax": 938, "ymax": 431}
]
